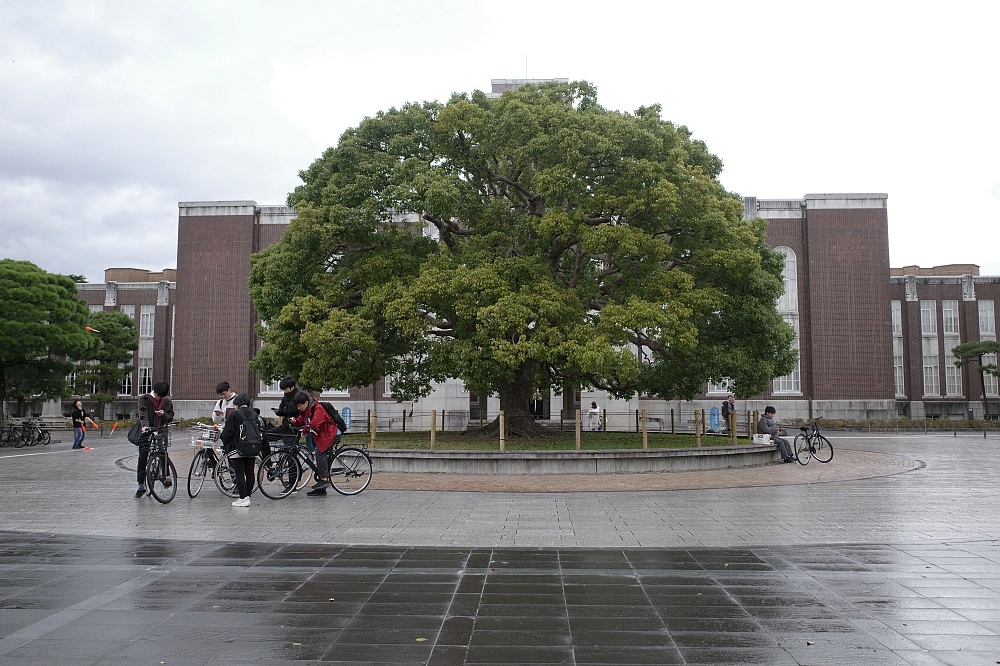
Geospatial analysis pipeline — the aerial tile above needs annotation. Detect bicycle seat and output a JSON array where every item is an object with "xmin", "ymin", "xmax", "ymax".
[{"xmin": 799, "ymin": 426, "xmax": 809, "ymax": 431}]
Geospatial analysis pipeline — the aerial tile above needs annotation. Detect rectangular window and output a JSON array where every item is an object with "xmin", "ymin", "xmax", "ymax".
[
  {"xmin": 922, "ymin": 337, "xmax": 940, "ymax": 396},
  {"xmin": 772, "ymin": 314, "xmax": 801, "ymax": 394},
  {"xmin": 944, "ymin": 337, "xmax": 962, "ymax": 396},
  {"xmin": 893, "ymin": 337, "xmax": 905, "ymax": 397},
  {"xmin": 984, "ymin": 351, "xmax": 999, "ymax": 397},
  {"xmin": 942, "ymin": 300, "xmax": 960, "ymax": 335},
  {"xmin": 120, "ymin": 304, "xmax": 135, "ymax": 319},
  {"xmin": 980, "ymin": 300, "xmax": 996, "ymax": 336},
  {"xmin": 891, "ymin": 300, "xmax": 902, "ymax": 336},
  {"xmin": 139, "ymin": 305, "xmax": 155, "ymax": 338},
  {"xmin": 137, "ymin": 339, "xmax": 153, "ymax": 394},
  {"xmin": 706, "ymin": 378, "xmax": 732, "ymax": 395},
  {"xmin": 920, "ymin": 301, "xmax": 937, "ymax": 335},
  {"xmin": 260, "ymin": 379, "xmax": 281, "ymax": 394},
  {"xmin": 89, "ymin": 304, "xmax": 103, "ymax": 314},
  {"xmin": 120, "ymin": 365, "xmax": 132, "ymax": 396}
]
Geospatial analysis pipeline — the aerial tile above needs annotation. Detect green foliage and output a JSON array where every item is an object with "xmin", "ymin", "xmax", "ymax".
[
  {"xmin": 75, "ymin": 310, "xmax": 138, "ymax": 410},
  {"xmin": 249, "ymin": 82, "xmax": 796, "ymax": 410},
  {"xmin": 951, "ymin": 341, "xmax": 1000, "ymax": 375},
  {"xmin": 0, "ymin": 259, "xmax": 91, "ymax": 413}
]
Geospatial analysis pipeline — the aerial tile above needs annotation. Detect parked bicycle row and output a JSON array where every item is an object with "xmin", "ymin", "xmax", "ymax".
[
  {"xmin": 0, "ymin": 418, "xmax": 52, "ymax": 448},
  {"xmin": 129, "ymin": 378, "xmax": 370, "ymax": 506}
]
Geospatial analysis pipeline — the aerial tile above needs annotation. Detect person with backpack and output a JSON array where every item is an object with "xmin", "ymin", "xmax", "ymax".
[
  {"xmin": 219, "ymin": 393, "xmax": 262, "ymax": 507},
  {"xmin": 134, "ymin": 382, "xmax": 174, "ymax": 499},
  {"xmin": 291, "ymin": 392, "xmax": 338, "ymax": 497}
]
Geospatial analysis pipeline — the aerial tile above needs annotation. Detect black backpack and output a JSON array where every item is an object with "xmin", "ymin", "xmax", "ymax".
[
  {"xmin": 235, "ymin": 407, "xmax": 262, "ymax": 457},
  {"xmin": 319, "ymin": 402, "xmax": 349, "ymax": 434}
]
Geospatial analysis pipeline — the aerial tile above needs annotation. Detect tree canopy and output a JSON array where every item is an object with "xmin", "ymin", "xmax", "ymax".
[
  {"xmin": 0, "ymin": 259, "xmax": 91, "ymax": 416},
  {"xmin": 75, "ymin": 310, "xmax": 138, "ymax": 417},
  {"xmin": 249, "ymin": 82, "xmax": 796, "ymax": 435}
]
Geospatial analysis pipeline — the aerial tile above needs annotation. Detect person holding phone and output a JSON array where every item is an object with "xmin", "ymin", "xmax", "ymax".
[
  {"xmin": 134, "ymin": 382, "xmax": 174, "ymax": 498},
  {"xmin": 212, "ymin": 381, "xmax": 237, "ymax": 425}
]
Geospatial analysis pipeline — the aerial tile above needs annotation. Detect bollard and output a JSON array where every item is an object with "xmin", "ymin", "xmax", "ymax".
[
  {"xmin": 730, "ymin": 413, "xmax": 737, "ymax": 446},
  {"xmin": 695, "ymin": 410, "xmax": 701, "ymax": 447},
  {"xmin": 575, "ymin": 409, "xmax": 581, "ymax": 451},
  {"xmin": 642, "ymin": 409, "xmax": 648, "ymax": 449},
  {"xmin": 402, "ymin": 409, "xmax": 406, "ymax": 433},
  {"xmin": 370, "ymin": 411, "xmax": 377, "ymax": 448},
  {"xmin": 560, "ymin": 410, "xmax": 564, "ymax": 432},
  {"xmin": 602, "ymin": 408, "xmax": 607, "ymax": 433},
  {"xmin": 499, "ymin": 410, "xmax": 505, "ymax": 451},
  {"xmin": 671, "ymin": 409, "xmax": 675, "ymax": 434},
  {"xmin": 924, "ymin": 417, "xmax": 927, "ymax": 435},
  {"xmin": 430, "ymin": 409, "xmax": 436, "ymax": 450}
]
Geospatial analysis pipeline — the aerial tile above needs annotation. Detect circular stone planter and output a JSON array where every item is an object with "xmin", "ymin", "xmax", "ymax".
[{"xmin": 367, "ymin": 443, "xmax": 781, "ymax": 475}]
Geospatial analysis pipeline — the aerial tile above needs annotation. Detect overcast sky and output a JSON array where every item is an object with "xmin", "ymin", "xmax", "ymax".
[{"xmin": 2, "ymin": 0, "xmax": 998, "ymax": 282}]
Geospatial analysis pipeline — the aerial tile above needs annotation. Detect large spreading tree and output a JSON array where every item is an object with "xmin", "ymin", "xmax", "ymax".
[
  {"xmin": 0, "ymin": 259, "xmax": 91, "ymax": 417},
  {"xmin": 249, "ymin": 82, "xmax": 796, "ymax": 436}
]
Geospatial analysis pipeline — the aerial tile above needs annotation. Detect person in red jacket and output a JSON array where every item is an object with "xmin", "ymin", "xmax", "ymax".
[{"xmin": 291, "ymin": 392, "xmax": 338, "ymax": 497}]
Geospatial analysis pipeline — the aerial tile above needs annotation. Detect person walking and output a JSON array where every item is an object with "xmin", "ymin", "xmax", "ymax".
[
  {"xmin": 219, "ymin": 394, "xmax": 259, "ymax": 507},
  {"xmin": 70, "ymin": 400, "xmax": 98, "ymax": 449},
  {"xmin": 134, "ymin": 382, "xmax": 174, "ymax": 498},
  {"xmin": 587, "ymin": 401, "xmax": 602, "ymax": 431},
  {"xmin": 757, "ymin": 405, "xmax": 795, "ymax": 463}
]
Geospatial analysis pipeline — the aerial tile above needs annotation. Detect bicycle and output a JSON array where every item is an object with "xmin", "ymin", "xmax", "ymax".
[
  {"xmin": 11, "ymin": 418, "xmax": 50, "ymax": 448},
  {"xmin": 186, "ymin": 423, "xmax": 237, "ymax": 498},
  {"xmin": 794, "ymin": 420, "xmax": 834, "ymax": 465},
  {"xmin": 145, "ymin": 424, "xmax": 178, "ymax": 503},
  {"xmin": 257, "ymin": 431, "xmax": 372, "ymax": 500}
]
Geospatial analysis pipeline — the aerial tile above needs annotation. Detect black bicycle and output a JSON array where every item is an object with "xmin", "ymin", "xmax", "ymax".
[
  {"xmin": 145, "ymin": 425, "xmax": 178, "ymax": 503},
  {"xmin": 257, "ymin": 432, "xmax": 371, "ymax": 500},
  {"xmin": 10, "ymin": 418, "xmax": 50, "ymax": 448},
  {"xmin": 186, "ymin": 423, "xmax": 239, "ymax": 498},
  {"xmin": 794, "ymin": 420, "xmax": 834, "ymax": 465}
]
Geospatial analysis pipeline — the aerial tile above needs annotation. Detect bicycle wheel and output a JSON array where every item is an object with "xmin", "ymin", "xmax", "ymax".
[
  {"xmin": 13, "ymin": 429, "xmax": 27, "ymax": 448},
  {"xmin": 214, "ymin": 451, "xmax": 241, "ymax": 498},
  {"xmin": 187, "ymin": 450, "xmax": 209, "ymax": 498},
  {"xmin": 793, "ymin": 434, "xmax": 811, "ymax": 465},
  {"xmin": 147, "ymin": 454, "xmax": 177, "ymax": 504},
  {"xmin": 294, "ymin": 451, "xmax": 313, "ymax": 491},
  {"xmin": 39, "ymin": 430, "xmax": 51, "ymax": 445},
  {"xmin": 257, "ymin": 451, "xmax": 300, "ymax": 500},
  {"xmin": 812, "ymin": 435, "xmax": 834, "ymax": 463},
  {"xmin": 328, "ymin": 448, "xmax": 372, "ymax": 496}
]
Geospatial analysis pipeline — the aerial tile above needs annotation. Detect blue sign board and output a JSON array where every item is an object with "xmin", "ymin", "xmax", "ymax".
[
  {"xmin": 709, "ymin": 407, "xmax": 720, "ymax": 431},
  {"xmin": 341, "ymin": 407, "xmax": 352, "ymax": 430}
]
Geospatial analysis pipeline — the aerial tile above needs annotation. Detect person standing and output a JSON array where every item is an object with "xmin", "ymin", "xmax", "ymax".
[
  {"xmin": 212, "ymin": 382, "xmax": 237, "ymax": 425},
  {"xmin": 220, "ymin": 394, "xmax": 259, "ymax": 507},
  {"xmin": 721, "ymin": 395, "xmax": 736, "ymax": 434},
  {"xmin": 71, "ymin": 400, "xmax": 98, "ymax": 449},
  {"xmin": 135, "ymin": 382, "xmax": 174, "ymax": 498},
  {"xmin": 757, "ymin": 405, "xmax": 794, "ymax": 463},
  {"xmin": 291, "ymin": 392, "xmax": 338, "ymax": 497},
  {"xmin": 587, "ymin": 400, "xmax": 602, "ymax": 431}
]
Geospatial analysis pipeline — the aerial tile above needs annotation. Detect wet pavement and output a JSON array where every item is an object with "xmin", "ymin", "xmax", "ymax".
[
  {"xmin": 1, "ymin": 531, "xmax": 999, "ymax": 665},
  {"xmin": 1, "ymin": 432, "xmax": 1000, "ymax": 663}
]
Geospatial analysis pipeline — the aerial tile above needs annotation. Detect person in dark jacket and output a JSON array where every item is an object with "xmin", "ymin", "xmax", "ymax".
[
  {"xmin": 270, "ymin": 377, "xmax": 301, "ymax": 445},
  {"xmin": 71, "ymin": 400, "xmax": 98, "ymax": 449},
  {"xmin": 135, "ymin": 382, "xmax": 174, "ymax": 498},
  {"xmin": 757, "ymin": 405, "xmax": 794, "ymax": 462},
  {"xmin": 721, "ymin": 395, "xmax": 736, "ymax": 434},
  {"xmin": 220, "ymin": 394, "xmax": 258, "ymax": 507}
]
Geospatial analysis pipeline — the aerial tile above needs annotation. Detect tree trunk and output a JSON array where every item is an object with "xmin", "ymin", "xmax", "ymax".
[{"xmin": 479, "ymin": 361, "xmax": 555, "ymax": 438}]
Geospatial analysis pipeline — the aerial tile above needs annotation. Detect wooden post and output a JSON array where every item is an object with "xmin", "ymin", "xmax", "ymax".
[
  {"xmin": 560, "ymin": 410, "xmax": 564, "ymax": 432},
  {"xmin": 402, "ymin": 409, "xmax": 406, "ymax": 432},
  {"xmin": 499, "ymin": 410, "xmax": 505, "ymax": 451},
  {"xmin": 730, "ymin": 413, "xmax": 737, "ymax": 445},
  {"xmin": 367, "ymin": 409, "xmax": 371, "ymax": 433},
  {"xmin": 370, "ymin": 411, "xmax": 376, "ymax": 448},
  {"xmin": 635, "ymin": 409, "xmax": 639, "ymax": 432},
  {"xmin": 575, "ymin": 409, "xmax": 581, "ymax": 451},
  {"xmin": 642, "ymin": 409, "xmax": 648, "ymax": 449},
  {"xmin": 695, "ymin": 410, "xmax": 701, "ymax": 447},
  {"xmin": 752, "ymin": 410, "xmax": 758, "ymax": 439},
  {"xmin": 670, "ymin": 409, "xmax": 675, "ymax": 434},
  {"xmin": 602, "ymin": 408, "xmax": 607, "ymax": 433},
  {"xmin": 701, "ymin": 409, "xmax": 706, "ymax": 436},
  {"xmin": 441, "ymin": 409, "xmax": 445, "ymax": 432},
  {"xmin": 430, "ymin": 409, "xmax": 436, "ymax": 450}
]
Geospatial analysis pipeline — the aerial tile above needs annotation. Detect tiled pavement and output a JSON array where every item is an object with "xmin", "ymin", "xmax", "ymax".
[{"xmin": 2, "ymin": 432, "xmax": 1000, "ymax": 664}]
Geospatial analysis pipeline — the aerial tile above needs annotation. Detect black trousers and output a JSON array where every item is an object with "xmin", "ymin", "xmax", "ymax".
[
  {"xmin": 136, "ymin": 445, "xmax": 149, "ymax": 485},
  {"xmin": 232, "ymin": 456, "xmax": 256, "ymax": 498}
]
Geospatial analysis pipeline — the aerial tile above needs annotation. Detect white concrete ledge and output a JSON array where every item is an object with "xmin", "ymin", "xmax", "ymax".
[{"xmin": 367, "ymin": 444, "xmax": 781, "ymax": 475}]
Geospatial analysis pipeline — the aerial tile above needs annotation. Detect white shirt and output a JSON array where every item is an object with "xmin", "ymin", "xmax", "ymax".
[{"xmin": 212, "ymin": 394, "xmax": 237, "ymax": 424}]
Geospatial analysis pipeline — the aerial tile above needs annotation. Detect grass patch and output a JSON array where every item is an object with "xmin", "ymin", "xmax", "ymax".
[{"xmin": 348, "ymin": 430, "xmax": 745, "ymax": 451}]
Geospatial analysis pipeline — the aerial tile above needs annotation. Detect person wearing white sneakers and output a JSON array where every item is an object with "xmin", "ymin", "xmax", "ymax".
[{"xmin": 219, "ymin": 393, "xmax": 261, "ymax": 507}]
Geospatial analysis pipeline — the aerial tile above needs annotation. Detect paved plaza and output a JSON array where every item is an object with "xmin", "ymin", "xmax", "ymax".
[{"xmin": 1, "ymin": 432, "xmax": 999, "ymax": 664}]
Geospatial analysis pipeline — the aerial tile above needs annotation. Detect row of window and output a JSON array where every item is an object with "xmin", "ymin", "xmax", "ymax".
[
  {"xmin": 892, "ymin": 299, "xmax": 998, "ymax": 398},
  {"xmin": 79, "ymin": 304, "xmax": 156, "ymax": 396}
]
